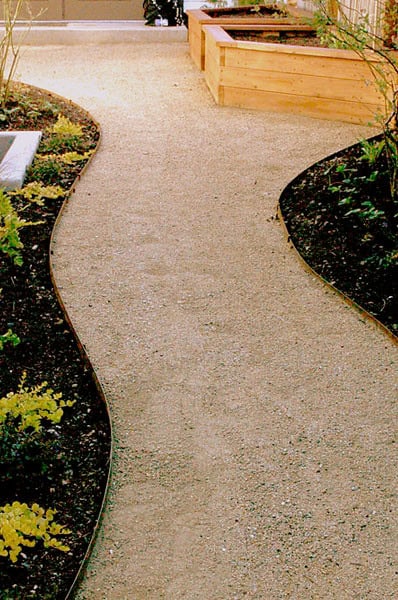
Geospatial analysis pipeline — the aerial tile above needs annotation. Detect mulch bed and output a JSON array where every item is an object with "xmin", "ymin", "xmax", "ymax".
[
  {"xmin": 228, "ymin": 29, "xmax": 325, "ymax": 45},
  {"xmin": 203, "ymin": 5, "xmax": 289, "ymax": 18},
  {"xmin": 0, "ymin": 84, "xmax": 111, "ymax": 599},
  {"xmin": 279, "ymin": 136, "xmax": 397, "ymax": 337}
]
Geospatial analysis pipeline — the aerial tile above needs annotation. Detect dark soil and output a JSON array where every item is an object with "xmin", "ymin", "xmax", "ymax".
[
  {"xmin": 0, "ymin": 85, "xmax": 111, "ymax": 599},
  {"xmin": 279, "ymin": 136, "xmax": 398, "ymax": 337},
  {"xmin": 203, "ymin": 5, "xmax": 288, "ymax": 18},
  {"xmin": 229, "ymin": 29, "xmax": 325, "ymax": 45}
]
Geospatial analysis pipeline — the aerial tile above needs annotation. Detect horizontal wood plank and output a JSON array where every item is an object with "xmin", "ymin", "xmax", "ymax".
[
  {"xmin": 223, "ymin": 47, "xmax": 378, "ymax": 82},
  {"xmin": 220, "ymin": 65, "xmax": 384, "ymax": 104},
  {"xmin": 222, "ymin": 86, "xmax": 379, "ymax": 124}
]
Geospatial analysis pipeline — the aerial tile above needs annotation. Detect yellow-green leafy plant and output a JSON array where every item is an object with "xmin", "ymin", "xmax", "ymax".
[
  {"xmin": 0, "ymin": 501, "xmax": 71, "ymax": 563},
  {"xmin": 36, "ymin": 150, "xmax": 94, "ymax": 165},
  {"xmin": 0, "ymin": 371, "xmax": 75, "ymax": 433},
  {"xmin": 0, "ymin": 373, "xmax": 75, "ymax": 476},
  {"xmin": 49, "ymin": 114, "xmax": 83, "ymax": 138},
  {"xmin": 52, "ymin": 149, "xmax": 93, "ymax": 164},
  {"xmin": 0, "ymin": 190, "xmax": 42, "ymax": 266},
  {"xmin": 10, "ymin": 182, "xmax": 66, "ymax": 205}
]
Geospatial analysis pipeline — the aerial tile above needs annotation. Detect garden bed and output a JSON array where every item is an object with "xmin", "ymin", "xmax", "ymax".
[
  {"xmin": 186, "ymin": 3, "xmax": 311, "ymax": 69},
  {"xmin": 203, "ymin": 24, "xmax": 397, "ymax": 124},
  {"xmin": 0, "ymin": 84, "xmax": 111, "ymax": 599},
  {"xmin": 279, "ymin": 135, "xmax": 397, "ymax": 338}
]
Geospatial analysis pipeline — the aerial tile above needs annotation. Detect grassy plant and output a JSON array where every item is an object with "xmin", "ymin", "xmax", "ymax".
[
  {"xmin": 360, "ymin": 138, "xmax": 386, "ymax": 165},
  {"xmin": 241, "ymin": 0, "xmax": 287, "ymax": 11},
  {"xmin": 0, "ymin": 501, "xmax": 71, "ymax": 563}
]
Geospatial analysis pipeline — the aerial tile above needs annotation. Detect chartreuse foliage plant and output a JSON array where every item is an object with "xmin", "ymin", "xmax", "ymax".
[
  {"xmin": 49, "ymin": 114, "xmax": 83, "ymax": 138},
  {"xmin": 0, "ymin": 373, "xmax": 75, "ymax": 475},
  {"xmin": 9, "ymin": 182, "xmax": 66, "ymax": 205},
  {"xmin": 0, "ymin": 501, "xmax": 71, "ymax": 563},
  {"xmin": 0, "ymin": 371, "xmax": 75, "ymax": 433},
  {"xmin": 36, "ymin": 150, "xmax": 94, "ymax": 165},
  {"xmin": 35, "ymin": 109, "xmax": 100, "ymax": 182},
  {"xmin": 38, "ymin": 114, "xmax": 87, "ymax": 155},
  {"xmin": 0, "ymin": 190, "xmax": 42, "ymax": 266}
]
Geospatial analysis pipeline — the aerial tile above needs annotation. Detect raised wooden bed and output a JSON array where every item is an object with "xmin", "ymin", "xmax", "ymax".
[
  {"xmin": 203, "ymin": 25, "xmax": 398, "ymax": 125},
  {"xmin": 186, "ymin": 4, "xmax": 311, "ymax": 70}
]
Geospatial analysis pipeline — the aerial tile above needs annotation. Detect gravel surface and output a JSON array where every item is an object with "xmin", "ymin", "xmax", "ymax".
[{"xmin": 15, "ymin": 42, "xmax": 398, "ymax": 600}]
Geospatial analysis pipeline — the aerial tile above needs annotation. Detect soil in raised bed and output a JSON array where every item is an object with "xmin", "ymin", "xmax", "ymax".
[
  {"xmin": 0, "ymin": 84, "xmax": 111, "ymax": 599},
  {"xmin": 203, "ymin": 4, "xmax": 289, "ymax": 18},
  {"xmin": 229, "ymin": 29, "xmax": 326, "ymax": 45}
]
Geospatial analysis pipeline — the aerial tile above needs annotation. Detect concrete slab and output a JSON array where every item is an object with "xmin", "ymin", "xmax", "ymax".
[
  {"xmin": 0, "ymin": 20, "xmax": 187, "ymax": 45},
  {"xmin": 0, "ymin": 131, "xmax": 42, "ymax": 190}
]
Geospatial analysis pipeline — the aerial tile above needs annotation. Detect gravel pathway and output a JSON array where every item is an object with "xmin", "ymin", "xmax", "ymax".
[{"xmin": 16, "ymin": 42, "xmax": 398, "ymax": 600}]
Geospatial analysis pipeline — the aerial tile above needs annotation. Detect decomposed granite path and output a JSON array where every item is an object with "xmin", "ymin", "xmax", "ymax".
[{"xmin": 16, "ymin": 43, "xmax": 397, "ymax": 599}]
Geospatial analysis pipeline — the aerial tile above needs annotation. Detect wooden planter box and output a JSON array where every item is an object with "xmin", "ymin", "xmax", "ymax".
[
  {"xmin": 203, "ymin": 25, "xmax": 398, "ymax": 125},
  {"xmin": 186, "ymin": 4, "xmax": 311, "ymax": 70}
]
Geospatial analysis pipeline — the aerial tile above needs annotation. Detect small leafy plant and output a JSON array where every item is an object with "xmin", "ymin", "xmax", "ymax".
[
  {"xmin": 359, "ymin": 138, "xmax": 386, "ymax": 165},
  {"xmin": 0, "ymin": 373, "xmax": 75, "ymax": 476},
  {"xmin": 0, "ymin": 190, "xmax": 42, "ymax": 266},
  {"xmin": 327, "ymin": 159, "xmax": 387, "ymax": 222},
  {"xmin": 37, "ymin": 114, "xmax": 87, "ymax": 155},
  {"xmin": 0, "ymin": 371, "xmax": 75, "ymax": 433},
  {"xmin": 36, "ymin": 150, "xmax": 94, "ymax": 165},
  {"xmin": 28, "ymin": 155, "xmax": 64, "ymax": 185},
  {"xmin": 0, "ymin": 329, "xmax": 20, "ymax": 351},
  {"xmin": 49, "ymin": 114, "xmax": 84, "ymax": 138},
  {"xmin": 10, "ymin": 182, "xmax": 66, "ymax": 205},
  {"xmin": 0, "ymin": 501, "xmax": 71, "ymax": 563}
]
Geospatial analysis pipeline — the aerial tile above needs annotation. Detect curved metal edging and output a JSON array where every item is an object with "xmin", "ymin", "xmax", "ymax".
[
  {"xmin": 25, "ymin": 85, "xmax": 114, "ymax": 600},
  {"xmin": 277, "ymin": 135, "xmax": 398, "ymax": 347}
]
